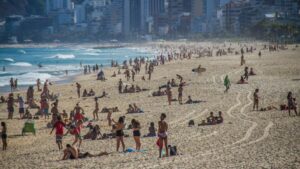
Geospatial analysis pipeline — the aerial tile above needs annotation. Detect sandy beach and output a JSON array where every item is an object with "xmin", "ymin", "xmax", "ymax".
[{"xmin": 0, "ymin": 41, "xmax": 300, "ymax": 169}]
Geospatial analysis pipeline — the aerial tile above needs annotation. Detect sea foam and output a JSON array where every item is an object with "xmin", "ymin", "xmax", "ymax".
[
  {"xmin": 10, "ymin": 62, "xmax": 32, "ymax": 67},
  {"xmin": 49, "ymin": 54, "xmax": 76, "ymax": 59}
]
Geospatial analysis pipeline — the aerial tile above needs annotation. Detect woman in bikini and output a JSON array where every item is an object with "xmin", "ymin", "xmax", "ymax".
[
  {"xmin": 113, "ymin": 117, "xmax": 125, "ymax": 152},
  {"xmin": 131, "ymin": 119, "xmax": 141, "ymax": 151},
  {"xmin": 93, "ymin": 98, "xmax": 99, "ymax": 120},
  {"xmin": 158, "ymin": 113, "xmax": 168, "ymax": 158}
]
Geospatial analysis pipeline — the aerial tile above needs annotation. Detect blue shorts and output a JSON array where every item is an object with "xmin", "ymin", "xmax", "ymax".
[{"xmin": 43, "ymin": 109, "xmax": 49, "ymax": 115}]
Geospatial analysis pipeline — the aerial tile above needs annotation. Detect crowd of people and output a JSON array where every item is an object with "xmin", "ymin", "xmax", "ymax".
[{"xmin": 1, "ymin": 43, "xmax": 299, "ymax": 163}]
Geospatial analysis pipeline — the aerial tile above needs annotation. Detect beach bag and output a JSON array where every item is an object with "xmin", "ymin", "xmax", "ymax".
[
  {"xmin": 188, "ymin": 120, "xmax": 195, "ymax": 126},
  {"xmin": 168, "ymin": 145, "xmax": 177, "ymax": 156}
]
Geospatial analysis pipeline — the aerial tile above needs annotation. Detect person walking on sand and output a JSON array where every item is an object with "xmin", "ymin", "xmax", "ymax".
[
  {"xmin": 76, "ymin": 82, "xmax": 81, "ymax": 98},
  {"xmin": 287, "ymin": 92, "xmax": 298, "ymax": 116},
  {"xmin": 112, "ymin": 117, "xmax": 125, "ymax": 152},
  {"xmin": 107, "ymin": 110, "xmax": 112, "ymax": 126},
  {"xmin": 241, "ymin": 54, "xmax": 245, "ymax": 66},
  {"xmin": 224, "ymin": 75, "xmax": 231, "ymax": 93},
  {"xmin": 158, "ymin": 113, "xmax": 168, "ymax": 158},
  {"xmin": 50, "ymin": 116, "xmax": 66, "ymax": 150},
  {"xmin": 1, "ymin": 122, "xmax": 7, "ymax": 150},
  {"xmin": 93, "ymin": 98, "xmax": 99, "ymax": 120},
  {"xmin": 253, "ymin": 89, "xmax": 260, "ymax": 111}
]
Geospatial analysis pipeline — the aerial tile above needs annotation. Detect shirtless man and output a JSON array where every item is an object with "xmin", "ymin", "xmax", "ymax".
[
  {"xmin": 76, "ymin": 82, "xmax": 81, "ymax": 98},
  {"xmin": 62, "ymin": 144, "xmax": 78, "ymax": 160},
  {"xmin": 253, "ymin": 89, "xmax": 260, "ymax": 111},
  {"xmin": 93, "ymin": 98, "xmax": 99, "ymax": 120},
  {"xmin": 73, "ymin": 103, "xmax": 84, "ymax": 122},
  {"xmin": 158, "ymin": 113, "xmax": 168, "ymax": 158}
]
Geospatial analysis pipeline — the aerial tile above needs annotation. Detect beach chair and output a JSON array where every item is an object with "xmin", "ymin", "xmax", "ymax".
[{"xmin": 22, "ymin": 121, "xmax": 36, "ymax": 136}]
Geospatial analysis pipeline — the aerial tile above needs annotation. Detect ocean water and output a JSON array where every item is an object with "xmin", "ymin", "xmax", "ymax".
[{"xmin": 0, "ymin": 47, "xmax": 153, "ymax": 92}]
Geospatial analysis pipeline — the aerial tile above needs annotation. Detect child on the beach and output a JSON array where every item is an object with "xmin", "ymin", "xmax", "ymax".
[
  {"xmin": 1, "ymin": 122, "xmax": 7, "ymax": 150},
  {"xmin": 50, "ymin": 116, "xmax": 66, "ymax": 150},
  {"xmin": 158, "ymin": 113, "xmax": 168, "ymax": 158}
]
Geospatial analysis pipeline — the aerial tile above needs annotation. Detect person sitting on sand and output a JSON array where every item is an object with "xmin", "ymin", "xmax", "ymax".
[
  {"xmin": 237, "ymin": 76, "xmax": 247, "ymax": 84},
  {"xmin": 112, "ymin": 71, "xmax": 116, "ymax": 77},
  {"xmin": 123, "ymin": 85, "xmax": 128, "ymax": 93},
  {"xmin": 144, "ymin": 122, "xmax": 156, "ymax": 137},
  {"xmin": 84, "ymin": 124, "xmax": 102, "ymax": 140},
  {"xmin": 87, "ymin": 89, "xmax": 95, "ymax": 97},
  {"xmin": 249, "ymin": 68, "xmax": 256, "ymax": 76},
  {"xmin": 152, "ymin": 88, "xmax": 166, "ymax": 97},
  {"xmin": 129, "ymin": 85, "xmax": 135, "ymax": 93},
  {"xmin": 133, "ymin": 103, "xmax": 144, "ymax": 113},
  {"xmin": 207, "ymin": 112, "xmax": 216, "ymax": 125},
  {"xmin": 158, "ymin": 113, "xmax": 168, "ymax": 158},
  {"xmin": 127, "ymin": 104, "xmax": 135, "ymax": 114},
  {"xmin": 62, "ymin": 144, "xmax": 108, "ymax": 160},
  {"xmin": 97, "ymin": 70, "xmax": 105, "ymax": 81},
  {"xmin": 23, "ymin": 108, "xmax": 33, "ymax": 119},
  {"xmin": 215, "ymin": 111, "xmax": 223, "ymax": 124},
  {"xmin": 82, "ymin": 89, "xmax": 88, "ymax": 97},
  {"xmin": 171, "ymin": 79, "xmax": 177, "ymax": 87}
]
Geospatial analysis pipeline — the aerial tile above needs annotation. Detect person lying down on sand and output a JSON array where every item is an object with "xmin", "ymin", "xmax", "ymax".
[
  {"xmin": 185, "ymin": 96, "xmax": 205, "ymax": 104},
  {"xmin": 82, "ymin": 89, "xmax": 95, "ymax": 97},
  {"xmin": 152, "ymin": 89, "xmax": 166, "ymax": 97},
  {"xmin": 259, "ymin": 105, "xmax": 278, "ymax": 111},
  {"xmin": 62, "ymin": 144, "xmax": 109, "ymax": 160},
  {"xmin": 192, "ymin": 65, "xmax": 206, "ymax": 73},
  {"xmin": 101, "ymin": 107, "xmax": 119, "ymax": 113},
  {"xmin": 95, "ymin": 91, "xmax": 108, "ymax": 99}
]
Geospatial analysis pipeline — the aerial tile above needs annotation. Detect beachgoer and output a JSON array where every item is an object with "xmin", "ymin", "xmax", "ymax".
[
  {"xmin": 107, "ymin": 110, "xmax": 112, "ymax": 126},
  {"xmin": 76, "ymin": 82, "xmax": 81, "ymax": 98},
  {"xmin": 65, "ymin": 120, "xmax": 83, "ymax": 148},
  {"xmin": 112, "ymin": 117, "xmax": 125, "ymax": 152},
  {"xmin": 18, "ymin": 96, "xmax": 25, "ymax": 119},
  {"xmin": 158, "ymin": 113, "xmax": 168, "ymax": 158},
  {"xmin": 50, "ymin": 116, "xmax": 66, "ymax": 150},
  {"xmin": 131, "ymin": 119, "xmax": 141, "ymax": 151},
  {"xmin": 1, "ymin": 122, "xmax": 7, "ymax": 150},
  {"xmin": 253, "ymin": 89, "xmax": 260, "ymax": 111},
  {"xmin": 207, "ymin": 112, "xmax": 216, "ymax": 124},
  {"xmin": 7, "ymin": 93, "xmax": 15, "ymax": 119},
  {"xmin": 73, "ymin": 103, "xmax": 84, "ymax": 122},
  {"xmin": 166, "ymin": 87, "xmax": 172, "ymax": 105},
  {"xmin": 10, "ymin": 78, "xmax": 14, "ymax": 92},
  {"xmin": 178, "ymin": 84, "xmax": 183, "ymax": 104},
  {"xmin": 93, "ymin": 98, "xmax": 99, "ymax": 120},
  {"xmin": 287, "ymin": 92, "xmax": 298, "ymax": 116},
  {"xmin": 216, "ymin": 111, "xmax": 223, "ymax": 124},
  {"xmin": 118, "ymin": 79, "xmax": 123, "ymax": 93},
  {"xmin": 40, "ymin": 98, "xmax": 50, "ymax": 119},
  {"xmin": 244, "ymin": 67, "xmax": 249, "ymax": 80},
  {"xmin": 62, "ymin": 144, "xmax": 78, "ymax": 160},
  {"xmin": 224, "ymin": 75, "xmax": 231, "ymax": 93}
]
